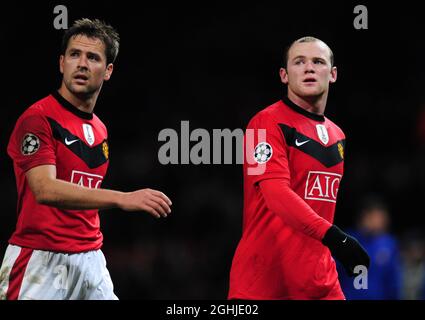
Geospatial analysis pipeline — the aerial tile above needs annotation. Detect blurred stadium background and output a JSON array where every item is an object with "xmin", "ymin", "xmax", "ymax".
[{"xmin": 1, "ymin": 2, "xmax": 424, "ymax": 299}]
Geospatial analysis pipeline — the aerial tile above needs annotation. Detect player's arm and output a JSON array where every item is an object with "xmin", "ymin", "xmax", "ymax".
[
  {"xmin": 259, "ymin": 178, "xmax": 331, "ymax": 240},
  {"xmin": 260, "ymin": 178, "xmax": 369, "ymax": 276},
  {"xmin": 26, "ymin": 164, "xmax": 172, "ymax": 218},
  {"xmin": 249, "ymin": 116, "xmax": 330, "ymax": 240},
  {"xmin": 252, "ymin": 113, "xmax": 369, "ymax": 276}
]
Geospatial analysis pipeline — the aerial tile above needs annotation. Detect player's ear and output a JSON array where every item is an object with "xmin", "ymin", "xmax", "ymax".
[
  {"xmin": 104, "ymin": 63, "xmax": 113, "ymax": 81},
  {"xmin": 59, "ymin": 55, "xmax": 64, "ymax": 74},
  {"xmin": 330, "ymin": 66, "xmax": 337, "ymax": 83},
  {"xmin": 280, "ymin": 67, "xmax": 289, "ymax": 84}
]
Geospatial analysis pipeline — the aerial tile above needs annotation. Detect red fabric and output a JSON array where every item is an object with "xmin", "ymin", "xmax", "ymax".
[
  {"xmin": 229, "ymin": 99, "xmax": 345, "ymax": 300},
  {"xmin": 6, "ymin": 247, "xmax": 33, "ymax": 300},
  {"xmin": 7, "ymin": 94, "xmax": 108, "ymax": 253},
  {"xmin": 260, "ymin": 179, "xmax": 331, "ymax": 241}
]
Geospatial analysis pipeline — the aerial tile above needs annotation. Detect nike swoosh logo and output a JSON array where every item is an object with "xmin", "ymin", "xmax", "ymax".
[
  {"xmin": 65, "ymin": 137, "xmax": 79, "ymax": 145},
  {"xmin": 342, "ymin": 237, "xmax": 347, "ymax": 243},
  {"xmin": 295, "ymin": 139, "xmax": 310, "ymax": 147}
]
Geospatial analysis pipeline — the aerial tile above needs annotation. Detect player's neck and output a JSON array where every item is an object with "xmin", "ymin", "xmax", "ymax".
[
  {"xmin": 287, "ymin": 91, "xmax": 327, "ymax": 115},
  {"xmin": 58, "ymin": 86, "xmax": 98, "ymax": 114}
]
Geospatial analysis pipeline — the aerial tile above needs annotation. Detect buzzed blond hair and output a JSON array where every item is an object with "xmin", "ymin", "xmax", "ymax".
[{"xmin": 283, "ymin": 36, "xmax": 334, "ymax": 68}]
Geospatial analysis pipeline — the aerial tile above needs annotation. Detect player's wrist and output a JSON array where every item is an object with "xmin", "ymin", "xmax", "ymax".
[
  {"xmin": 112, "ymin": 191, "xmax": 126, "ymax": 209},
  {"xmin": 322, "ymin": 225, "xmax": 344, "ymax": 248}
]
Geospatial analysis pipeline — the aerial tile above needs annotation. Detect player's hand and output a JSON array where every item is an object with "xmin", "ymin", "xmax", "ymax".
[
  {"xmin": 322, "ymin": 225, "xmax": 370, "ymax": 277},
  {"xmin": 119, "ymin": 189, "xmax": 172, "ymax": 218}
]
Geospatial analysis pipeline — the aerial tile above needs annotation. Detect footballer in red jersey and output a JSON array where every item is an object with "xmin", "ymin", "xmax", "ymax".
[
  {"xmin": 7, "ymin": 91, "xmax": 109, "ymax": 253},
  {"xmin": 228, "ymin": 37, "xmax": 369, "ymax": 300},
  {"xmin": 0, "ymin": 19, "xmax": 172, "ymax": 300}
]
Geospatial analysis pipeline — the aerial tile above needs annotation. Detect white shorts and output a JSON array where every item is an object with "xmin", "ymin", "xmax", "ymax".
[{"xmin": 0, "ymin": 244, "xmax": 118, "ymax": 300}]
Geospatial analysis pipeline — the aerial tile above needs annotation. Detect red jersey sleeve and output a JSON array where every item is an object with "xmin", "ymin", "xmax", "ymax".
[
  {"xmin": 244, "ymin": 112, "xmax": 331, "ymax": 241},
  {"xmin": 7, "ymin": 110, "xmax": 56, "ymax": 172},
  {"xmin": 260, "ymin": 179, "xmax": 332, "ymax": 241},
  {"xmin": 244, "ymin": 112, "xmax": 291, "ymax": 184}
]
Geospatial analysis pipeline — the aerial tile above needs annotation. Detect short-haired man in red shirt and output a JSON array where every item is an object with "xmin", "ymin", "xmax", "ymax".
[
  {"xmin": 0, "ymin": 18, "xmax": 172, "ymax": 300},
  {"xmin": 228, "ymin": 36, "xmax": 369, "ymax": 300}
]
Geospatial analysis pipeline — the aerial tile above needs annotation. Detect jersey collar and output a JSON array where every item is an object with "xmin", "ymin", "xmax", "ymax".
[
  {"xmin": 282, "ymin": 96, "xmax": 325, "ymax": 122},
  {"xmin": 52, "ymin": 91, "xmax": 94, "ymax": 120}
]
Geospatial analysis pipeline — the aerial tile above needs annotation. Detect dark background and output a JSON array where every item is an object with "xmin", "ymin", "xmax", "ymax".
[{"xmin": 1, "ymin": 1, "xmax": 425, "ymax": 299}]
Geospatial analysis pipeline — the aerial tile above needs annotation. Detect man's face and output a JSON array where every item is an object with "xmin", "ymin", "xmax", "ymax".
[
  {"xmin": 60, "ymin": 35, "xmax": 113, "ymax": 98},
  {"xmin": 280, "ymin": 41, "xmax": 336, "ymax": 99},
  {"xmin": 361, "ymin": 209, "xmax": 389, "ymax": 235}
]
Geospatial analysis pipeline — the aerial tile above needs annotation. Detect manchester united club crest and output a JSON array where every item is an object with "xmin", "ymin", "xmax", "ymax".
[
  {"xmin": 21, "ymin": 133, "xmax": 40, "ymax": 155},
  {"xmin": 254, "ymin": 142, "xmax": 273, "ymax": 164},
  {"xmin": 316, "ymin": 124, "xmax": 329, "ymax": 145},
  {"xmin": 102, "ymin": 141, "xmax": 109, "ymax": 160},
  {"xmin": 337, "ymin": 142, "xmax": 344, "ymax": 160}
]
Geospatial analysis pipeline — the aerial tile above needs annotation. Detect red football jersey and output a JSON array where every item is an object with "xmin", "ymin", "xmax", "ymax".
[
  {"xmin": 7, "ymin": 92, "xmax": 109, "ymax": 253},
  {"xmin": 229, "ymin": 97, "xmax": 346, "ymax": 299}
]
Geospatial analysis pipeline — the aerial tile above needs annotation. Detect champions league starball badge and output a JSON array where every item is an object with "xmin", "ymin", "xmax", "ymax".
[
  {"xmin": 254, "ymin": 142, "xmax": 273, "ymax": 164},
  {"xmin": 21, "ymin": 133, "xmax": 40, "ymax": 156}
]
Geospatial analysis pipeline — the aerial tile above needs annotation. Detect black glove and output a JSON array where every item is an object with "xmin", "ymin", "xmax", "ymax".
[{"xmin": 322, "ymin": 225, "xmax": 370, "ymax": 277}]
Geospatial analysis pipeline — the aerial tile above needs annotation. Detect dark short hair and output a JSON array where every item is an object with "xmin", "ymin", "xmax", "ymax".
[
  {"xmin": 282, "ymin": 36, "xmax": 334, "ymax": 68},
  {"xmin": 61, "ymin": 18, "xmax": 120, "ymax": 65},
  {"xmin": 358, "ymin": 195, "xmax": 389, "ymax": 217}
]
